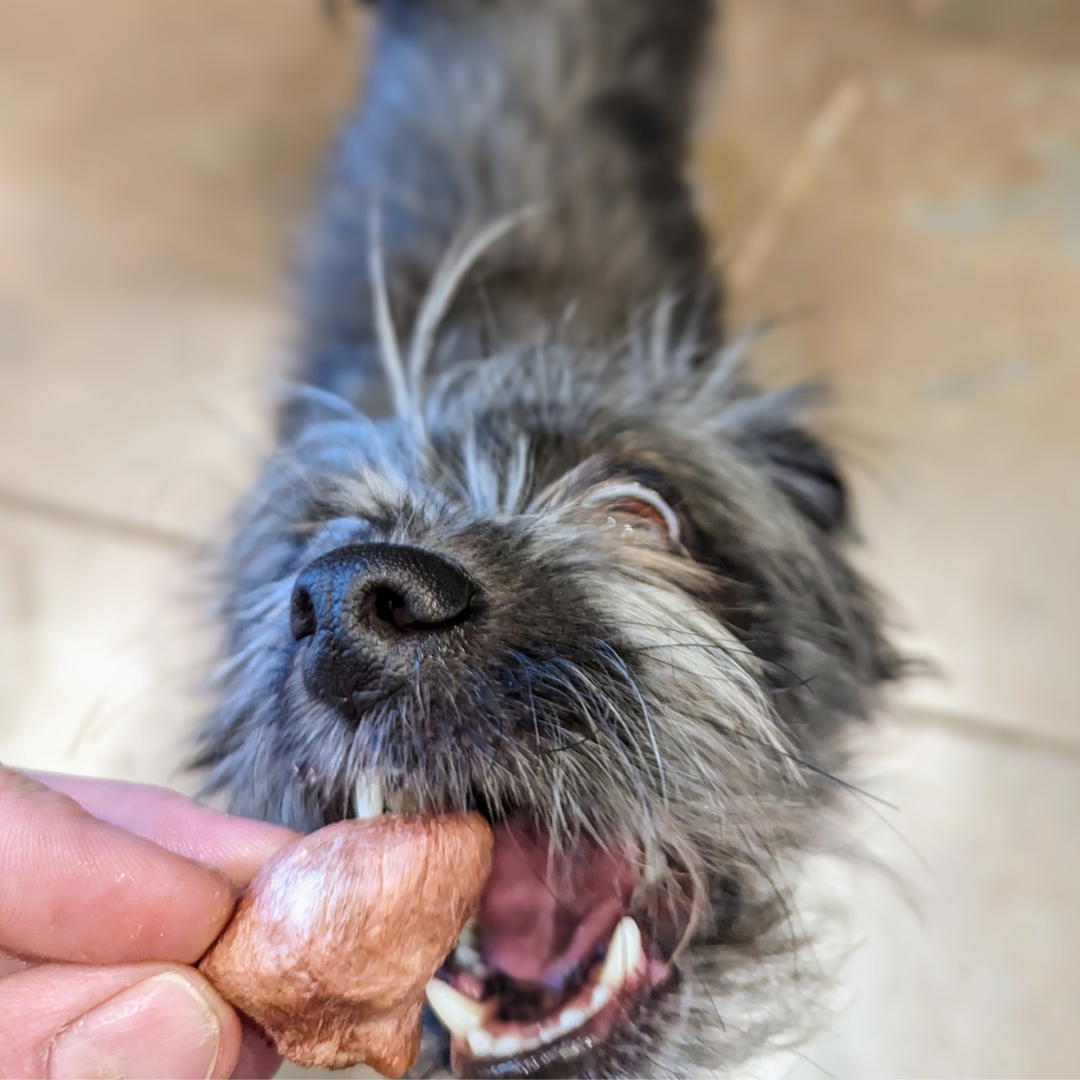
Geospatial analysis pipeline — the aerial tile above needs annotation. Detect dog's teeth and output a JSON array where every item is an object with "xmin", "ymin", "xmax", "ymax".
[
  {"xmin": 491, "ymin": 1033, "xmax": 526, "ymax": 1058},
  {"xmin": 384, "ymin": 787, "xmax": 421, "ymax": 815},
  {"xmin": 425, "ymin": 980, "xmax": 486, "ymax": 1037},
  {"xmin": 465, "ymin": 1028, "xmax": 496, "ymax": 1057},
  {"xmin": 352, "ymin": 774, "xmax": 384, "ymax": 819},
  {"xmin": 454, "ymin": 940, "xmax": 483, "ymax": 969},
  {"xmin": 557, "ymin": 1007, "xmax": 586, "ymax": 1033},
  {"xmin": 458, "ymin": 916, "xmax": 480, "ymax": 950},
  {"xmin": 435, "ymin": 921, "xmax": 637, "ymax": 1060},
  {"xmin": 599, "ymin": 917, "xmax": 643, "ymax": 990},
  {"xmin": 539, "ymin": 1021, "xmax": 562, "ymax": 1045}
]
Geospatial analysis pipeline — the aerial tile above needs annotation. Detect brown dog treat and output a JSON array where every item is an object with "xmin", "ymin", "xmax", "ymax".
[{"xmin": 199, "ymin": 812, "xmax": 493, "ymax": 1077}]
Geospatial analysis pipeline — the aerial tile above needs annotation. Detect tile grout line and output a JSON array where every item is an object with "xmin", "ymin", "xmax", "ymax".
[
  {"xmin": 0, "ymin": 484, "xmax": 200, "ymax": 553},
  {"xmin": 897, "ymin": 703, "xmax": 1080, "ymax": 764}
]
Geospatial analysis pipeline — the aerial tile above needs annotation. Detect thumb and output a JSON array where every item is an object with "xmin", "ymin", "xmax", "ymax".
[{"xmin": 0, "ymin": 962, "xmax": 242, "ymax": 1080}]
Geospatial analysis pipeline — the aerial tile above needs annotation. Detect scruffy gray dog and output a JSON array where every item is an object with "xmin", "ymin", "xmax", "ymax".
[{"xmin": 194, "ymin": 1, "xmax": 898, "ymax": 1076}]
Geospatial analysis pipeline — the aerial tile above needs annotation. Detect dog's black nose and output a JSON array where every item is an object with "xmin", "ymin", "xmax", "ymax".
[{"xmin": 290, "ymin": 543, "xmax": 475, "ymax": 705}]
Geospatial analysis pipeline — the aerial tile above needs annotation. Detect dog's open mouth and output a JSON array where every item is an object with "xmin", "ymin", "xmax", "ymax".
[
  {"xmin": 424, "ymin": 810, "xmax": 679, "ymax": 1079},
  {"xmin": 351, "ymin": 778, "xmax": 683, "ymax": 1077}
]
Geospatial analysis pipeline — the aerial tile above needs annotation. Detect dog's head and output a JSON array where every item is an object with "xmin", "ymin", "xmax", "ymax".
[{"xmin": 196, "ymin": 294, "xmax": 896, "ymax": 1077}]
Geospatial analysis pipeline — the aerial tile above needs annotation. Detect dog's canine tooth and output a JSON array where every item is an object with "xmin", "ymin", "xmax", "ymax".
[
  {"xmin": 454, "ymin": 939, "xmax": 484, "ymax": 972},
  {"xmin": 352, "ymin": 774, "xmax": 384, "ymax": 819},
  {"xmin": 426, "ymin": 980, "xmax": 487, "ymax": 1037},
  {"xmin": 599, "ymin": 917, "xmax": 643, "ymax": 990},
  {"xmin": 458, "ymin": 916, "xmax": 480, "ymax": 949}
]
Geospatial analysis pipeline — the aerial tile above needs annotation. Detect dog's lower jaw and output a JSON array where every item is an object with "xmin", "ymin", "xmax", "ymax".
[{"xmin": 435, "ymin": 915, "xmax": 668, "ymax": 1078}]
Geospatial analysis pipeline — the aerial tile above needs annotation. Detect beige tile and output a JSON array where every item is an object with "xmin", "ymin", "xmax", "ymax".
[
  {"xmin": 0, "ymin": 0, "xmax": 360, "ymax": 538},
  {"xmin": 0, "ymin": 0, "xmax": 359, "ymax": 298},
  {"xmin": 784, "ymin": 715, "xmax": 1080, "ymax": 1078},
  {"xmin": 0, "ymin": 511, "xmax": 208, "ymax": 790},
  {"xmin": 0, "ymin": 294, "xmax": 282, "ymax": 539},
  {"xmin": 701, "ymin": 0, "xmax": 1080, "ymax": 745}
]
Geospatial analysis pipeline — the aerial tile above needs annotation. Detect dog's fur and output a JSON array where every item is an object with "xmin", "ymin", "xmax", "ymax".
[{"xmin": 193, "ymin": 1, "xmax": 899, "ymax": 1075}]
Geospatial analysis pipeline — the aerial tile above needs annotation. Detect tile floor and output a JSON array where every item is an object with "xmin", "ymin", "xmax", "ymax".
[{"xmin": 0, "ymin": 1, "xmax": 1077, "ymax": 1076}]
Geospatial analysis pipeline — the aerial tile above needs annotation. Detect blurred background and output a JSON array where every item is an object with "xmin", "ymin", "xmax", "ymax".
[{"xmin": 1, "ymin": 0, "xmax": 1078, "ymax": 1076}]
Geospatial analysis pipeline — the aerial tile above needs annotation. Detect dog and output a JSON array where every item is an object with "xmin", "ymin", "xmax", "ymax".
[{"xmin": 193, "ymin": 1, "xmax": 900, "ymax": 1076}]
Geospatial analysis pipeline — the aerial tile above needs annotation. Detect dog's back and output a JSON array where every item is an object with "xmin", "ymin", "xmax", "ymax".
[{"xmin": 296, "ymin": 0, "xmax": 720, "ymax": 418}]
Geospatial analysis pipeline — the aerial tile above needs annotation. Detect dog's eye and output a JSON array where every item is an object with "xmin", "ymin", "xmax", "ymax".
[
  {"xmin": 606, "ymin": 497, "xmax": 670, "ymax": 532},
  {"xmin": 583, "ymin": 482, "xmax": 681, "ymax": 544}
]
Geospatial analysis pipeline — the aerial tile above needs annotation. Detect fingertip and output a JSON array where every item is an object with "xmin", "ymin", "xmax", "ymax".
[{"xmin": 0, "ymin": 765, "xmax": 239, "ymax": 965}]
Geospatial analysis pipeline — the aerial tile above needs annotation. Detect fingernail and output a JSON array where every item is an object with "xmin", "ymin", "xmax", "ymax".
[{"xmin": 50, "ymin": 971, "xmax": 223, "ymax": 1080}]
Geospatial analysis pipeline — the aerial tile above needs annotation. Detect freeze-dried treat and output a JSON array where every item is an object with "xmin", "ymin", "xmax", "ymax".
[{"xmin": 199, "ymin": 813, "xmax": 493, "ymax": 1077}]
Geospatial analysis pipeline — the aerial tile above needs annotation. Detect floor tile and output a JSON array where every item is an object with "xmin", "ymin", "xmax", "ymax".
[
  {"xmin": 702, "ymin": 0, "xmax": 1080, "ymax": 745},
  {"xmin": 785, "ymin": 715, "xmax": 1080, "ymax": 1078},
  {"xmin": 0, "ymin": 0, "xmax": 358, "ymax": 538},
  {"xmin": 0, "ymin": 0, "xmax": 358, "ymax": 298},
  {"xmin": 0, "ymin": 294, "xmax": 282, "ymax": 539},
  {"xmin": 0, "ymin": 511, "xmax": 207, "ymax": 790}
]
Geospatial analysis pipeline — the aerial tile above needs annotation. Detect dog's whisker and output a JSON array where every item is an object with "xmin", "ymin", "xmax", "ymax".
[
  {"xmin": 408, "ymin": 208, "xmax": 541, "ymax": 404},
  {"xmin": 368, "ymin": 202, "xmax": 418, "ymax": 439}
]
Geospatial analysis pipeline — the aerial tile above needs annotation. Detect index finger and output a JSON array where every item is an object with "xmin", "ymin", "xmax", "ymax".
[
  {"xmin": 0, "ymin": 766, "xmax": 236, "ymax": 965},
  {"xmin": 28, "ymin": 771, "xmax": 299, "ymax": 890}
]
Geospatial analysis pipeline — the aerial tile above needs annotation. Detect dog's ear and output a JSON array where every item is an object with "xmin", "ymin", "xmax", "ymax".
[
  {"xmin": 729, "ymin": 392, "xmax": 850, "ymax": 535},
  {"xmin": 754, "ymin": 424, "xmax": 849, "ymax": 534}
]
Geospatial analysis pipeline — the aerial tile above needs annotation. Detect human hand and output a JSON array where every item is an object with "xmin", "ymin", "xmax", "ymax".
[{"xmin": 0, "ymin": 764, "xmax": 300, "ymax": 1079}]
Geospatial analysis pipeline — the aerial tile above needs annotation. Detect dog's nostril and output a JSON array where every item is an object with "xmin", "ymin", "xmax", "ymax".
[
  {"xmin": 290, "ymin": 585, "xmax": 318, "ymax": 642},
  {"xmin": 372, "ymin": 582, "xmax": 470, "ymax": 633},
  {"xmin": 373, "ymin": 586, "xmax": 414, "ymax": 631}
]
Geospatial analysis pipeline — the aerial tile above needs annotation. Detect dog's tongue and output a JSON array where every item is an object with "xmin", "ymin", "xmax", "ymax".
[{"xmin": 478, "ymin": 814, "xmax": 635, "ymax": 990}]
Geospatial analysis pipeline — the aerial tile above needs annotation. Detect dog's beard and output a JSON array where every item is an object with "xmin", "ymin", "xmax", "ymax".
[{"xmin": 194, "ymin": 326, "xmax": 895, "ymax": 1078}]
